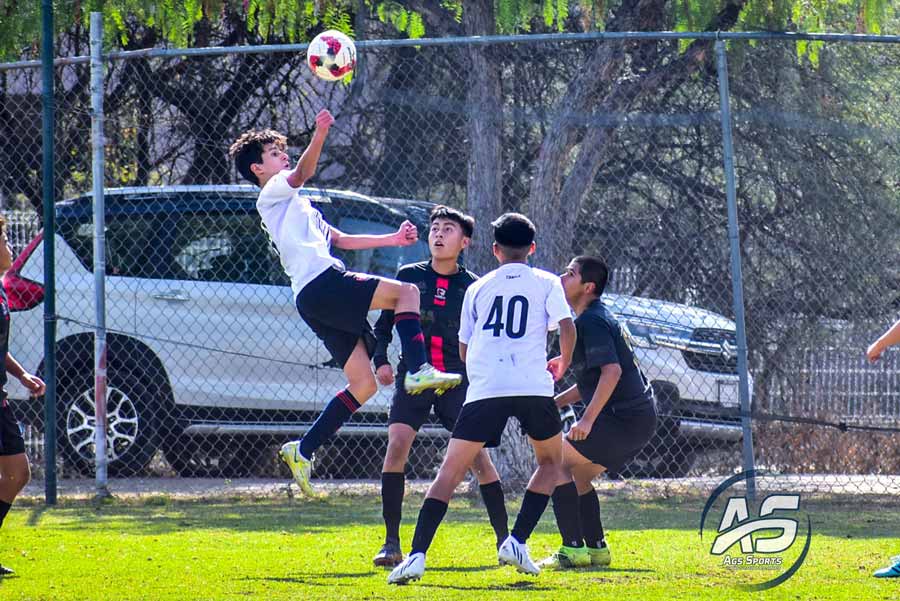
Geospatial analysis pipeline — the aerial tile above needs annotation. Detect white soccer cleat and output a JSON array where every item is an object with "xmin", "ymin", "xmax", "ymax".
[
  {"xmin": 498, "ymin": 535, "xmax": 540, "ymax": 576},
  {"xmin": 278, "ymin": 441, "xmax": 315, "ymax": 497},
  {"xmin": 387, "ymin": 552, "xmax": 425, "ymax": 585},
  {"xmin": 403, "ymin": 363, "xmax": 462, "ymax": 395}
]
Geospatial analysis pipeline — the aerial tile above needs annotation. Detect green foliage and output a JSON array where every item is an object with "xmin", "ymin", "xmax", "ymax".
[
  {"xmin": 373, "ymin": 1, "xmax": 426, "ymax": 39},
  {"xmin": 0, "ymin": 1, "xmax": 894, "ymax": 62}
]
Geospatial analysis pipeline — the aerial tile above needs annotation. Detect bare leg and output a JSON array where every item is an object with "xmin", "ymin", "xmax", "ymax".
[
  {"xmin": 0, "ymin": 453, "xmax": 29, "ymax": 504},
  {"xmin": 342, "ymin": 340, "xmax": 378, "ymax": 403}
]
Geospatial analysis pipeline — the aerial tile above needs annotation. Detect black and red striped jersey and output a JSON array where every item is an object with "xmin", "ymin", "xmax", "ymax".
[{"xmin": 373, "ymin": 261, "xmax": 478, "ymax": 375}]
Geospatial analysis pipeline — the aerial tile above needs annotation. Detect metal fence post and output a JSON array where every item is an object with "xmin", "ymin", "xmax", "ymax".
[
  {"xmin": 715, "ymin": 39, "xmax": 756, "ymax": 500},
  {"xmin": 90, "ymin": 12, "xmax": 110, "ymax": 497},
  {"xmin": 40, "ymin": 0, "xmax": 57, "ymax": 506}
]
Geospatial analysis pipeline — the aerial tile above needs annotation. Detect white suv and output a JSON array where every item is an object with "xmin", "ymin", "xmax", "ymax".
[
  {"xmin": 5, "ymin": 186, "xmax": 748, "ymax": 478},
  {"xmin": 602, "ymin": 294, "xmax": 749, "ymax": 477}
]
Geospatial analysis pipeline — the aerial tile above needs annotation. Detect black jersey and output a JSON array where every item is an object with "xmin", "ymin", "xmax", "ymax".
[
  {"xmin": 0, "ymin": 287, "xmax": 9, "ymax": 403},
  {"xmin": 573, "ymin": 298, "xmax": 654, "ymax": 414},
  {"xmin": 373, "ymin": 261, "xmax": 478, "ymax": 375}
]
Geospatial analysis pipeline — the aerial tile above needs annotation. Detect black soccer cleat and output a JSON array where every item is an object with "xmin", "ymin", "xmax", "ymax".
[
  {"xmin": 0, "ymin": 564, "xmax": 15, "ymax": 576},
  {"xmin": 373, "ymin": 541, "xmax": 403, "ymax": 568}
]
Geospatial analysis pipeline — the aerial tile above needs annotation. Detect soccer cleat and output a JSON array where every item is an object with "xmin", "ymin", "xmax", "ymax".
[
  {"xmin": 498, "ymin": 535, "xmax": 540, "ymax": 576},
  {"xmin": 874, "ymin": 555, "xmax": 900, "ymax": 578},
  {"xmin": 588, "ymin": 544, "xmax": 611, "ymax": 567},
  {"xmin": 403, "ymin": 364, "xmax": 462, "ymax": 396},
  {"xmin": 279, "ymin": 441, "xmax": 315, "ymax": 497},
  {"xmin": 0, "ymin": 565, "xmax": 14, "ymax": 576},
  {"xmin": 538, "ymin": 545, "xmax": 591, "ymax": 569},
  {"xmin": 387, "ymin": 552, "xmax": 425, "ymax": 585},
  {"xmin": 373, "ymin": 541, "xmax": 403, "ymax": 568}
]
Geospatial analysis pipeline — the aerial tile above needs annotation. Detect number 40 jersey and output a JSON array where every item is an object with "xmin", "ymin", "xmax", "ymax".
[{"xmin": 458, "ymin": 262, "xmax": 572, "ymax": 404}]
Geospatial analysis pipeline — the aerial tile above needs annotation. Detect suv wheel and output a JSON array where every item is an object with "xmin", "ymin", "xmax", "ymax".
[{"xmin": 56, "ymin": 349, "xmax": 163, "ymax": 476}]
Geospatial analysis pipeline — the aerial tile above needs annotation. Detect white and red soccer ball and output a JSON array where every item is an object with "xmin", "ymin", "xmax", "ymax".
[{"xmin": 307, "ymin": 30, "xmax": 357, "ymax": 82}]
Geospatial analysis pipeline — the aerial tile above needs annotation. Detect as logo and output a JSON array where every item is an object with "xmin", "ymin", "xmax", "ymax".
[
  {"xmin": 700, "ymin": 470, "xmax": 811, "ymax": 591},
  {"xmin": 711, "ymin": 494, "xmax": 799, "ymax": 555}
]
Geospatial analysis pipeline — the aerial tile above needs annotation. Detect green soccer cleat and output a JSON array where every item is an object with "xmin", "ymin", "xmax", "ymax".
[
  {"xmin": 588, "ymin": 544, "xmax": 611, "ymax": 567},
  {"xmin": 874, "ymin": 555, "xmax": 900, "ymax": 578},
  {"xmin": 538, "ymin": 546, "xmax": 591, "ymax": 569},
  {"xmin": 403, "ymin": 364, "xmax": 462, "ymax": 396},
  {"xmin": 279, "ymin": 441, "xmax": 315, "ymax": 497}
]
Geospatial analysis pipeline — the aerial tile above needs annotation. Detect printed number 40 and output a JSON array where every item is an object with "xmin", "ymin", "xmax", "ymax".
[{"xmin": 483, "ymin": 295, "xmax": 529, "ymax": 339}]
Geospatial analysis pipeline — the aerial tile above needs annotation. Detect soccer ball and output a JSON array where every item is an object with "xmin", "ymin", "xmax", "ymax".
[{"xmin": 307, "ymin": 30, "xmax": 357, "ymax": 82}]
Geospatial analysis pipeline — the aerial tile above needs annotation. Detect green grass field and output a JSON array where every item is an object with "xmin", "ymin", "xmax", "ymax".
[{"xmin": 0, "ymin": 491, "xmax": 897, "ymax": 600}]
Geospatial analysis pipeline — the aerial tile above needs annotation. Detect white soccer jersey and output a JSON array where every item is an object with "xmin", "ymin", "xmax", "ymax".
[
  {"xmin": 256, "ymin": 170, "xmax": 343, "ymax": 299},
  {"xmin": 459, "ymin": 262, "xmax": 572, "ymax": 403}
]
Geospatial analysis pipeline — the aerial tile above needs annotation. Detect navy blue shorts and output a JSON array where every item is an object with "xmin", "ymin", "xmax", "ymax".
[
  {"xmin": 0, "ymin": 402, "xmax": 26, "ymax": 457},
  {"xmin": 295, "ymin": 266, "xmax": 379, "ymax": 368},
  {"xmin": 388, "ymin": 369, "xmax": 468, "ymax": 432},
  {"xmin": 452, "ymin": 396, "xmax": 562, "ymax": 448}
]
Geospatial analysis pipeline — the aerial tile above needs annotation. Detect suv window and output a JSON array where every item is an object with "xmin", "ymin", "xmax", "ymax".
[
  {"xmin": 172, "ymin": 212, "xmax": 289, "ymax": 286},
  {"xmin": 66, "ymin": 213, "xmax": 183, "ymax": 279}
]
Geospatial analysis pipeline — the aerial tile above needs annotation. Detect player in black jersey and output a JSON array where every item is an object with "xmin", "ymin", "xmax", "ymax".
[
  {"xmin": 540, "ymin": 255, "xmax": 657, "ymax": 570},
  {"xmin": 371, "ymin": 206, "xmax": 507, "ymax": 568},
  {"xmin": 0, "ymin": 217, "xmax": 46, "ymax": 576}
]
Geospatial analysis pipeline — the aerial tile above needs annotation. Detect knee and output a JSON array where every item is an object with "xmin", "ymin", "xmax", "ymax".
[
  {"xmin": 471, "ymin": 451, "xmax": 497, "ymax": 479},
  {"xmin": 385, "ymin": 437, "xmax": 413, "ymax": 467},
  {"xmin": 535, "ymin": 452, "xmax": 562, "ymax": 468},
  {"xmin": 400, "ymin": 283, "xmax": 419, "ymax": 304},
  {"xmin": 8, "ymin": 464, "xmax": 30, "ymax": 494},
  {"xmin": 348, "ymin": 372, "xmax": 377, "ymax": 401}
]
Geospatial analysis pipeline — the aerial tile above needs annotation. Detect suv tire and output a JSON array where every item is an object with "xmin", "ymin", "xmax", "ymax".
[{"xmin": 55, "ymin": 342, "xmax": 164, "ymax": 476}]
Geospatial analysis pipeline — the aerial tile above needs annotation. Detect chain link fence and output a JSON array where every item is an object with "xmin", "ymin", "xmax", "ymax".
[{"xmin": 1, "ymin": 32, "xmax": 899, "ymax": 497}]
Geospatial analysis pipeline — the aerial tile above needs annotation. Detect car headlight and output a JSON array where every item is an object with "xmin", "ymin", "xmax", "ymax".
[{"xmin": 621, "ymin": 316, "xmax": 694, "ymax": 350}]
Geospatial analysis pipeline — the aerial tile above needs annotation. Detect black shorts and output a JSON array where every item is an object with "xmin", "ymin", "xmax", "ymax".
[
  {"xmin": 452, "ymin": 396, "xmax": 562, "ymax": 448},
  {"xmin": 568, "ymin": 407, "xmax": 657, "ymax": 472},
  {"xmin": 0, "ymin": 402, "xmax": 26, "ymax": 457},
  {"xmin": 389, "ymin": 370, "xmax": 468, "ymax": 432},
  {"xmin": 295, "ymin": 266, "xmax": 380, "ymax": 368}
]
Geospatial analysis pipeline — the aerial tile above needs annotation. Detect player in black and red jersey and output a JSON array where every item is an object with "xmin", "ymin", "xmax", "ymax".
[
  {"xmin": 0, "ymin": 216, "xmax": 46, "ymax": 576},
  {"xmin": 370, "ymin": 206, "xmax": 507, "ymax": 568}
]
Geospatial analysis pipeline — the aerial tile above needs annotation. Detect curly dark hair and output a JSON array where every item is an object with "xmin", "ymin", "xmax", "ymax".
[{"xmin": 228, "ymin": 129, "xmax": 287, "ymax": 185}]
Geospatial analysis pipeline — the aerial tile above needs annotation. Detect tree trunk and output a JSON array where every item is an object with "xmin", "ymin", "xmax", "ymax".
[
  {"xmin": 462, "ymin": 0, "xmax": 503, "ymax": 275},
  {"xmin": 531, "ymin": 0, "xmax": 748, "ymax": 273}
]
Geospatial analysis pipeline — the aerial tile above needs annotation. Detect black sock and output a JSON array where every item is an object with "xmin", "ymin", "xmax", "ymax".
[
  {"xmin": 510, "ymin": 489, "xmax": 550, "ymax": 544},
  {"xmin": 394, "ymin": 313, "xmax": 427, "ymax": 372},
  {"xmin": 410, "ymin": 497, "xmax": 448, "ymax": 556},
  {"xmin": 0, "ymin": 500, "xmax": 10, "ymax": 528},
  {"xmin": 579, "ymin": 487, "xmax": 606, "ymax": 548},
  {"xmin": 552, "ymin": 482, "xmax": 584, "ymax": 548},
  {"xmin": 479, "ymin": 480, "xmax": 509, "ymax": 546},
  {"xmin": 381, "ymin": 472, "xmax": 405, "ymax": 546},
  {"xmin": 299, "ymin": 389, "xmax": 360, "ymax": 459}
]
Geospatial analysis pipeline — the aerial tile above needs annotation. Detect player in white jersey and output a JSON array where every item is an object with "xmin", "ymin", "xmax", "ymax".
[
  {"xmin": 229, "ymin": 110, "xmax": 461, "ymax": 497},
  {"xmin": 388, "ymin": 213, "xmax": 578, "ymax": 584}
]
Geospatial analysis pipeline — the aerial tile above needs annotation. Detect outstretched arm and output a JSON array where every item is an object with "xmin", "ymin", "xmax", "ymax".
[
  {"xmin": 868, "ymin": 318, "xmax": 900, "ymax": 363},
  {"xmin": 287, "ymin": 109, "xmax": 334, "ymax": 188},
  {"xmin": 330, "ymin": 220, "xmax": 418, "ymax": 250}
]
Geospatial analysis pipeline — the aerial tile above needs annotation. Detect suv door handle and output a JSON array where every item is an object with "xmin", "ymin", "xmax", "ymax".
[{"xmin": 152, "ymin": 290, "xmax": 191, "ymax": 302}]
